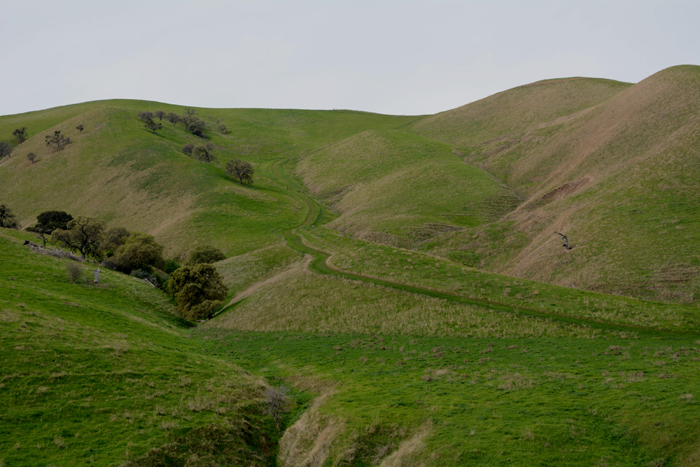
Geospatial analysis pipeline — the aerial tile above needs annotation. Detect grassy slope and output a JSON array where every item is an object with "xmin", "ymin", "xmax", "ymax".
[
  {"xmin": 0, "ymin": 231, "xmax": 279, "ymax": 466},
  {"xmin": 297, "ymin": 129, "xmax": 519, "ymax": 247},
  {"xmin": 3, "ymin": 225, "xmax": 700, "ymax": 466},
  {"xmin": 202, "ymin": 328, "xmax": 700, "ymax": 467},
  {"xmin": 0, "ymin": 101, "xmax": 416, "ymax": 259},
  {"xmin": 412, "ymin": 66, "xmax": 700, "ymax": 303},
  {"xmin": 410, "ymin": 76, "xmax": 632, "ymax": 160}
]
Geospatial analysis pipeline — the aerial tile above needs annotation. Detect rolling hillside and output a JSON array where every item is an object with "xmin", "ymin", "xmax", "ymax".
[
  {"xmin": 297, "ymin": 129, "xmax": 519, "ymax": 246},
  {"xmin": 415, "ymin": 65, "xmax": 700, "ymax": 303},
  {"xmin": 1, "ymin": 67, "xmax": 699, "ymax": 305},
  {"xmin": 0, "ymin": 101, "xmax": 416, "ymax": 258},
  {"xmin": 2, "ymin": 65, "xmax": 700, "ymax": 466}
]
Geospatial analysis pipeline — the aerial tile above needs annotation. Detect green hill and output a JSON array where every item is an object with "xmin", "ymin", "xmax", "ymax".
[
  {"xmin": 417, "ymin": 65, "xmax": 700, "ymax": 303},
  {"xmin": 2, "ymin": 65, "xmax": 700, "ymax": 466},
  {"xmin": 0, "ymin": 101, "xmax": 415, "ymax": 258},
  {"xmin": 297, "ymin": 129, "xmax": 519, "ymax": 247}
]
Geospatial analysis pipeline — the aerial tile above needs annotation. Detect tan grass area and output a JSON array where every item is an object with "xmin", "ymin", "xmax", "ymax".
[
  {"xmin": 378, "ymin": 422, "xmax": 432, "ymax": 467},
  {"xmin": 211, "ymin": 267, "xmax": 602, "ymax": 338},
  {"xmin": 278, "ymin": 386, "xmax": 344, "ymax": 467}
]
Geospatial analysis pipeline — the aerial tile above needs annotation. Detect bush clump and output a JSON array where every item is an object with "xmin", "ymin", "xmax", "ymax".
[
  {"xmin": 66, "ymin": 263, "xmax": 83, "ymax": 283},
  {"xmin": 109, "ymin": 232, "xmax": 166, "ymax": 273},
  {"xmin": 169, "ymin": 263, "xmax": 228, "ymax": 321},
  {"xmin": 186, "ymin": 246, "xmax": 226, "ymax": 265}
]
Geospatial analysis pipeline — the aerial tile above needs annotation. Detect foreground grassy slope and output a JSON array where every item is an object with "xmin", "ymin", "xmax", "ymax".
[
  {"xmin": 202, "ymin": 328, "xmax": 700, "ymax": 467},
  {"xmin": 0, "ymin": 231, "xmax": 280, "ymax": 466},
  {"xmin": 4, "ymin": 225, "xmax": 700, "ymax": 467}
]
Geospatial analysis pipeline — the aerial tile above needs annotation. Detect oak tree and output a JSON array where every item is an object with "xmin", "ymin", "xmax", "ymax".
[
  {"xmin": 35, "ymin": 210, "xmax": 73, "ymax": 247},
  {"xmin": 185, "ymin": 245, "xmax": 226, "ymax": 265},
  {"xmin": 0, "ymin": 142, "xmax": 11, "ymax": 159},
  {"xmin": 109, "ymin": 232, "xmax": 166, "ymax": 273},
  {"xmin": 226, "ymin": 159, "xmax": 254, "ymax": 185},
  {"xmin": 51, "ymin": 216, "xmax": 104, "ymax": 260},
  {"xmin": 45, "ymin": 131, "xmax": 70, "ymax": 150},
  {"xmin": 0, "ymin": 204, "xmax": 18, "ymax": 228},
  {"xmin": 169, "ymin": 263, "xmax": 228, "ymax": 320},
  {"xmin": 193, "ymin": 143, "xmax": 215, "ymax": 163}
]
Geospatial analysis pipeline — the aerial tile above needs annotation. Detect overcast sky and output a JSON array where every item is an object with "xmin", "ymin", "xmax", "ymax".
[{"xmin": 1, "ymin": 0, "xmax": 698, "ymax": 116}]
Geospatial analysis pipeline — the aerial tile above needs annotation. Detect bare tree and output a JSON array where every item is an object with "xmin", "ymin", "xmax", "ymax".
[
  {"xmin": 226, "ymin": 159, "xmax": 254, "ymax": 185},
  {"xmin": 184, "ymin": 107, "xmax": 197, "ymax": 116},
  {"xmin": 154, "ymin": 110, "xmax": 166, "ymax": 121},
  {"xmin": 166, "ymin": 112, "xmax": 180, "ymax": 125},
  {"xmin": 138, "ymin": 111, "xmax": 154, "ymax": 122},
  {"xmin": 45, "ymin": 130, "xmax": 70, "ymax": 150},
  {"xmin": 182, "ymin": 143, "xmax": 194, "ymax": 155},
  {"xmin": 264, "ymin": 385, "xmax": 291, "ymax": 429},
  {"xmin": 144, "ymin": 118, "xmax": 163, "ymax": 133},
  {"xmin": 13, "ymin": 127, "xmax": 28, "ymax": 144}
]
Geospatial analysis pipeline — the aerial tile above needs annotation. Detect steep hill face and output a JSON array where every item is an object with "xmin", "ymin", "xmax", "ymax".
[
  {"xmin": 410, "ymin": 77, "xmax": 631, "ymax": 158},
  {"xmin": 422, "ymin": 65, "xmax": 700, "ymax": 303}
]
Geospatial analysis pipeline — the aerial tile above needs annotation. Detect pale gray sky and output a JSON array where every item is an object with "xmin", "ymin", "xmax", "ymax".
[{"xmin": 1, "ymin": 0, "xmax": 698, "ymax": 116}]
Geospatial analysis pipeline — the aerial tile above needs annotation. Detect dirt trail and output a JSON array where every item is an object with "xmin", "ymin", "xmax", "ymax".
[{"xmin": 223, "ymin": 255, "xmax": 312, "ymax": 309}]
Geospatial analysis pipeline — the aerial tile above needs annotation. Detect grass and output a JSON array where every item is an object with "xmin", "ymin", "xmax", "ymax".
[
  {"xmin": 212, "ymin": 264, "xmax": 607, "ymax": 338},
  {"xmin": 296, "ymin": 129, "xmax": 519, "ymax": 246},
  {"xmin": 415, "ymin": 65, "xmax": 700, "ymax": 304},
  {"xmin": 197, "ymin": 327, "xmax": 700, "ymax": 466},
  {"xmin": 0, "ymin": 100, "xmax": 415, "ymax": 259},
  {"xmin": 298, "ymin": 227, "xmax": 700, "ymax": 333},
  {"xmin": 3, "ymin": 68, "xmax": 700, "ymax": 302}
]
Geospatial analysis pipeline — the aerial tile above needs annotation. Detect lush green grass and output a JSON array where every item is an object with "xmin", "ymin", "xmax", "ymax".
[
  {"xmin": 299, "ymin": 227, "xmax": 700, "ymax": 333},
  {"xmin": 215, "ymin": 242, "xmax": 305, "ymax": 300},
  {"xmin": 0, "ymin": 100, "xmax": 415, "ymax": 259},
  {"xmin": 0, "ymin": 232, "xmax": 285, "ymax": 466},
  {"xmin": 3, "ymin": 67, "xmax": 700, "ymax": 302},
  {"xmin": 197, "ymin": 327, "xmax": 700, "ymax": 466}
]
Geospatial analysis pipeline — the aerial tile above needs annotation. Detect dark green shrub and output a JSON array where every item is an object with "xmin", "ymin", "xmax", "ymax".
[
  {"xmin": 165, "ymin": 259, "xmax": 181, "ymax": 274},
  {"xmin": 110, "ymin": 232, "xmax": 165, "ymax": 273},
  {"xmin": 186, "ymin": 245, "xmax": 226, "ymax": 265},
  {"xmin": 169, "ymin": 263, "xmax": 228, "ymax": 321}
]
